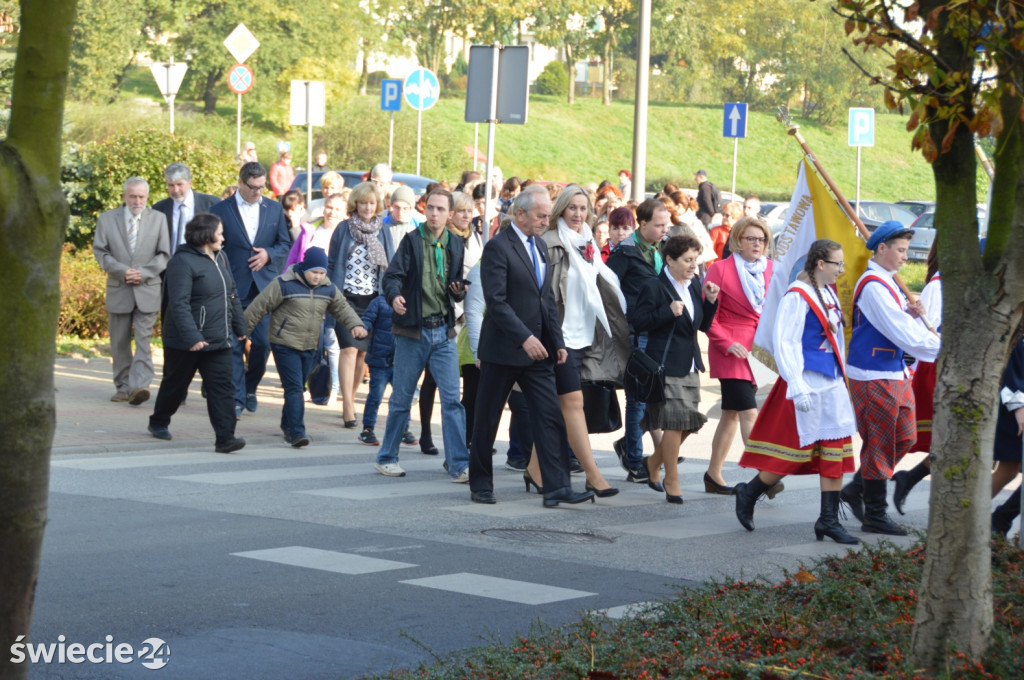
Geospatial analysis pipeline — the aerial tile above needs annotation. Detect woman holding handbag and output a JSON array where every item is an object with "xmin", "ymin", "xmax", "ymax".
[
  {"xmin": 523, "ymin": 184, "xmax": 630, "ymax": 498},
  {"xmin": 631, "ymin": 234, "xmax": 719, "ymax": 503}
]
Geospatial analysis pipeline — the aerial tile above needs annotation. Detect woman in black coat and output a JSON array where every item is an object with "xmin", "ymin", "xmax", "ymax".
[
  {"xmin": 149, "ymin": 213, "xmax": 248, "ymax": 453},
  {"xmin": 631, "ymin": 234, "xmax": 720, "ymax": 503}
]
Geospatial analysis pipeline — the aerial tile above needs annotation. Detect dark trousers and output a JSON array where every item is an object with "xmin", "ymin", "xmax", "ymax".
[
  {"xmin": 150, "ymin": 347, "xmax": 236, "ymax": 446},
  {"xmin": 469, "ymin": 360, "xmax": 570, "ymax": 494},
  {"xmin": 505, "ymin": 390, "xmax": 533, "ymax": 462},
  {"xmin": 461, "ymin": 363, "xmax": 480, "ymax": 446},
  {"xmin": 419, "ymin": 367, "xmax": 437, "ymax": 438},
  {"xmin": 271, "ymin": 344, "xmax": 316, "ymax": 438},
  {"xmin": 234, "ymin": 285, "xmax": 269, "ymax": 408}
]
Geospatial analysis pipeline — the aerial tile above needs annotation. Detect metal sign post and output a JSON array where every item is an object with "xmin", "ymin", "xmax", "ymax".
[
  {"xmin": 149, "ymin": 60, "xmax": 188, "ymax": 135},
  {"xmin": 290, "ymin": 80, "xmax": 326, "ymax": 205},
  {"xmin": 723, "ymin": 102, "xmax": 748, "ymax": 195},
  {"xmin": 404, "ymin": 68, "xmax": 440, "ymax": 176},
  {"xmin": 848, "ymin": 108, "xmax": 875, "ymax": 217},
  {"xmin": 224, "ymin": 24, "xmax": 260, "ymax": 156},
  {"xmin": 380, "ymin": 79, "xmax": 402, "ymax": 169}
]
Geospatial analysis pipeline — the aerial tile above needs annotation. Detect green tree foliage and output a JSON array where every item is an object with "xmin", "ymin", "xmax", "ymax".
[
  {"xmin": 533, "ymin": 59, "xmax": 570, "ymax": 96},
  {"xmin": 397, "ymin": 0, "xmax": 471, "ymax": 75},
  {"xmin": 62, "ymin": 130, "xmax": 237, "ymax": 248},
  {"xmin": 532, "ymin": 0, "xmax": 601, "ymax": 104}
]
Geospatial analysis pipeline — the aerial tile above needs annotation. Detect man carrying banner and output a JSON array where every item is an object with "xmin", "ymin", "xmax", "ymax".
[{"xmin": 841, "ymin": 220, "xmax": 940, "ymax": 535}]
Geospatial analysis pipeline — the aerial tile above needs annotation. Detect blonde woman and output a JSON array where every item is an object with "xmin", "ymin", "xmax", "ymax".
[
  {"xmin": 326, "ymin": 182, "xmax": 394, "ymax": 428},
  {"xmin": 525, "ymin": 184, "xmax": 630, "ymax": 497}
]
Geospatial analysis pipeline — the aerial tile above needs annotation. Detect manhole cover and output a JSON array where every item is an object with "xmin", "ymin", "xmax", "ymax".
[{"xmin": 482, "ymin": 528, "xmax": 614, "ymax": 544}]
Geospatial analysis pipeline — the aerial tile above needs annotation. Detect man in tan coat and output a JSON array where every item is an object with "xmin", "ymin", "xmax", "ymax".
[{"xmin": 92, "ymin": 177, "xmax": 170, "ymax": 405}]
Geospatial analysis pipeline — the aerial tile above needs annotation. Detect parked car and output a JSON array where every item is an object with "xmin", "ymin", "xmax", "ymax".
[
  {"xmin": 759, "ymin": 201, "xmax": 790, "ymax": 236},
  {"xmin": 289, "ymin": 170, "xmax": 438, "ymax": 201},
  {"xmin": 896, "ymin": 200, "xmax": 935, "ymax": 217},
  {"xmin": 856, "ymin": 201, "xmax": 917, "ymax": 229},
  {"xmin": 906, "ymin": 212, "xmax": 936, "ymax": 262}
]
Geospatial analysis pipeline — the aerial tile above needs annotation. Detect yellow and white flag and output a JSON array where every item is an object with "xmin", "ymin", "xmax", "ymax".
[{"xmin": 754, "ymin": 157, "xmax": 872, "ymax": 359}]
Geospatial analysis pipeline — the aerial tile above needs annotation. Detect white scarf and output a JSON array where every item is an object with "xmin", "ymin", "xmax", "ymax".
[
  {"xmin": 556, "ymin": 218, "xmax": 626, "ymax": 349},
  {"xmin": 733, "ymin": 252, "xmax": 768, "ymax": 313}
]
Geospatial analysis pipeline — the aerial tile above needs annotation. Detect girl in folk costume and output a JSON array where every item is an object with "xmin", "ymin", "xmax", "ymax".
[
  {"xmin": 734, "ymin": 239, "xmax": 859, "ymax": 544},
  {"xmin": 894, "ymin": 242, "xmax": 941, "ymax": 513}
]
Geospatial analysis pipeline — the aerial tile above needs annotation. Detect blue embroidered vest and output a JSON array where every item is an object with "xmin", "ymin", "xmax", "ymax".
[
  {"xmin": 848, "ymin": 276, "xmax": 905, "ymax": 372},
  {"xmin": 801, "ymin": 306, "xmax": 841, "ymax": 378}
]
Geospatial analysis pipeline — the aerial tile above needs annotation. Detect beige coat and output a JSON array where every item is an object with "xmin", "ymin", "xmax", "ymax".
[{"xmin": 541, "ymin": 230, "xmax": 631, "ymax": 385}]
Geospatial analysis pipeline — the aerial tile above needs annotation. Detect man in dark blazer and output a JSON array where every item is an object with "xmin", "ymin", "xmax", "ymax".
[
  {"xmin": 210, "ymin": 162, "xmax": 293, "ymax": 417},
  {"xmin": 152, "ymin": 162, "xmax": 219, "ymax": 256},
  {"xmin": 468, "ymin": 185, "xmax": 595, "ymax": 507}
]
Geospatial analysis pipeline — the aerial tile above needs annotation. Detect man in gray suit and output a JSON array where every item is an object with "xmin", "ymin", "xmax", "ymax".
[
  {"xmin": 92, "ymin": 177, "xmax": 170, "ymax": 405},
  {"xmin": 152, "ymin": 162, "xmax": 219, "ymax": 255}
]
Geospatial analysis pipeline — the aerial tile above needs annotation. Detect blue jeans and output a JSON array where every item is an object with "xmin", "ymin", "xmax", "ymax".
[
  {"xmin": 234, "ymin": 307, "xmax": 269, "ymax": 408},
  {"xmin": 324, "ymin": 326, "xmax": 341, "ymax": 392},
  {"xmin": 378, "ymin": 327, "xmax": 469, "ymax": 476},
  {"xmin": 623, "ymin": 334, "xmax": 648, "ymax": 469},
  {"xmin": 271, "ymin": 344, "xmax": 315, "ymax": 439},
  {"xmin": 363, "ymin": 365, "xmax": 410, "ymax": 432}
]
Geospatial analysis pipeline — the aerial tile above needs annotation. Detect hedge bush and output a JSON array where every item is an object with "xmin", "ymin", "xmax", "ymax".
[
  {"xmin": 58, "ymin": 245, "xmax": 108, "ymax": 338},
  {"xmin": 62, "ymin": 130, "xmax": 237, "ymax": 248},
  {"xmin": 533, "ymin": 60, "xmax": 569, "ymax": 97}
]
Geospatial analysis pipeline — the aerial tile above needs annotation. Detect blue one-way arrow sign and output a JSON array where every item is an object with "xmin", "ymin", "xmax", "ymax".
[{"xmin": 723, "ymin": 102, "xmax": 747, "ymax": 138}]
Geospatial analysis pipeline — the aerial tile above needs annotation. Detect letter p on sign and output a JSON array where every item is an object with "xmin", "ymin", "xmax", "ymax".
[
  {"xmin": 381, "ymin": 79, "xmax": 402, "ymax": 112},
  {"xmin": 848, "ymin": 108, "xmax": 874, "ymax": 147}
]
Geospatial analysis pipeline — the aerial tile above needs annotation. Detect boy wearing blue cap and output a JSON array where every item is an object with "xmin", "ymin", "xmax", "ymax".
[
  {"xmin": 841, "ymin": 220, "xmax": 941, "ymax": 534},
  {"xmin": 245, "ymin": 247, "xmax": 367, "ymax": 447}
]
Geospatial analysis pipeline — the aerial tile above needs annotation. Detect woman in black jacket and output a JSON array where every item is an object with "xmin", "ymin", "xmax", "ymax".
[
  {"xmin": 631, "ymin": 235, "xmax": 720, "ymax": 503},
  {"xmin": 149, "ymin": 213, "xmax": 248, "ymax": 453}
]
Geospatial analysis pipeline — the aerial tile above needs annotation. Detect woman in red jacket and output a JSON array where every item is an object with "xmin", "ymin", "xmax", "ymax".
[{"xmin": 702, "ymin": 216, "xmax": 776, "ymax": 495}]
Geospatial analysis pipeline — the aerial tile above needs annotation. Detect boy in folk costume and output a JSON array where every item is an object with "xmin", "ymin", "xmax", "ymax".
[{"xmin": 840, "ymin": 221, "xmax": 941, "ymax": 535}]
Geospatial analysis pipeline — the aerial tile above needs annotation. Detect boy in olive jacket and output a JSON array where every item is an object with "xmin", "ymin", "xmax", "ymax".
[{"xmin": 245, "ymin": 247, "xmax": 367, "ymax": 447}]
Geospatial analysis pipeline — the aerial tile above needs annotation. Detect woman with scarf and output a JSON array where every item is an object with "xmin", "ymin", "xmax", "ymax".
[
  {"xmin": 523, "ymin": 184, "xmax": 630, "ymax": 497},
  {"xmin": 327, "ymin": 182, "xmax": 395, "ymax": 428},
  {"xmin": 702, "ymin": 216, "xmax": 775, "ymax": 496},
  {"xmin": 418, "ymin": 191, "xmax": 484, "ymax": 454}
]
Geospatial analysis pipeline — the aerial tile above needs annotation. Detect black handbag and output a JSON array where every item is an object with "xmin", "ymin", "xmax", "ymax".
[
  {"xmin": 623, "ymin": 332, "xmax": 673, "ymax": 404},
  {"xmin": 306, "ymin": 319, "xmax": 332, "ymax": 406},
  {"xmin": 581, "ymin": 381, "xmax": 622, "ymax": 433}
]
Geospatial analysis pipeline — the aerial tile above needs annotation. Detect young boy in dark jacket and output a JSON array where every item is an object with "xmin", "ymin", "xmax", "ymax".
[
  {"xmin": 244, "ymin": 247, "xmax": 366, "ymax": 447},
  {"xmin": 358, "ymin": 294, "xmax": 414, "ymax": 445}
]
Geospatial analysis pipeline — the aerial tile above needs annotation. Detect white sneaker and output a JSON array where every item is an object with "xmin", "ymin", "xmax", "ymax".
[
  {"xmin": 451, "ymin": 469, "xmax": 470, "ymax": 483},
  {"xmin": 326, "ymin": 390, "xmax": 338, "ymax": 406},
  {"xmin": 374, "ymin": 462, "xmax": 406, "ymax": 477}
]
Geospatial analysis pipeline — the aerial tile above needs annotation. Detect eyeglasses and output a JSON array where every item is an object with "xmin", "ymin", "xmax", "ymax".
[
  {"xmin": 824, "ymin": 260, "xmax": 846, "ymax": 269},
  {"xmin": 743, "ymin": 236, "xmax": 767, "ymax": 244},
  {"xmin": 243, "ymin": 181, "xmax": 266, "ymax": 192}
]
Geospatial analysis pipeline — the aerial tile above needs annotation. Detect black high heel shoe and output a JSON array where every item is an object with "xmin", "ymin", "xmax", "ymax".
[
  {"xmin": 703, "ymin": 472, "xmax": 735, "ymax": 495},
  {"xmin": 643, "ymin": 457, "xmax": 664, "ymax": 493},
  {"xmin": 585, "ymin": 481, "xmax": 619, "ymax": 498},
  {"xmin": 524, "ymin": 470, "xmax": 544, "ymax": 494},
  {"xmin": 665, "ymin": 491, "xmax": 684, "ymax": 504}
]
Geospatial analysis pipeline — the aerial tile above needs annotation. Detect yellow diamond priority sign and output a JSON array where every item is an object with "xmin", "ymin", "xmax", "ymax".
[{"xmin": 224, "ymin": 24, "xmax": 259, "ymax": 64}]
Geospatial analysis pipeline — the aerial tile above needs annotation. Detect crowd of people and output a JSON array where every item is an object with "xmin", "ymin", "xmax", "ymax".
[{"xmin": 91, "ymin": 160, "xmax": 1022, "ymax": 534}]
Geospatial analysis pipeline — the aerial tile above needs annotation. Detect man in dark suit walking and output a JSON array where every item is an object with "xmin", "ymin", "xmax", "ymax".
[
  {"xmin": 210, "ymin": 162, "xmax": 293, "ymax": 418},
  {"xmin": 153, "ymin": 162, "xmax": 219, "ymax": 256},
  {"xmin": 468, "ymin": 185, "xmax": 595, "ymax": 507}
]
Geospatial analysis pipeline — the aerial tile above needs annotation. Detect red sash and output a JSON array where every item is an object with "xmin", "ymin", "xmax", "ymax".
[
  {"xmin": 853, "ymin": 274, "xmax": 903, "ymax": 308},
  {"xmin": 794, "ymin": 288, "xmax": 847, "ymax": 382}
]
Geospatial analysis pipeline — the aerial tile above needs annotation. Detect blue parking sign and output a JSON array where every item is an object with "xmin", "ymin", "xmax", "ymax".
[
  {"xmin": 848, "ymin": 108, "xmax": 875, "ymax": 147},
  {"xmin": 381, "ymin": 79, "xmax": 402, "ymax": 112}
]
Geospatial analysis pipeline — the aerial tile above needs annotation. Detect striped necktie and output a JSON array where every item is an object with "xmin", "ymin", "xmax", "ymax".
[{"xmin": 128, "ymin": 215, "xmax": 139, "ymax": 253}]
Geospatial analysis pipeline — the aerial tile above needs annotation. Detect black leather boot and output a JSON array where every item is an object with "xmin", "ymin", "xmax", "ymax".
[
  {"xmin": 734, "ymin": 475, "xmax": 772, "ymax": 532},
  {"xmin": 892, "ymin": 460, "xmax": 930, "ymax": 515},
  {"xmin": 991, "ymin": 491, "xmax": 1021, "ymax": 538},
  {"xmin": 861, "ymin": 478, "xmax": 907, "ymax": 535},
  {"xmin": 840, "ymin": 471, "xmax": 864, "ymax": 523},
  {"xmin": 814, "ymin": 491, "xmax": 859, "ymax": 544}
]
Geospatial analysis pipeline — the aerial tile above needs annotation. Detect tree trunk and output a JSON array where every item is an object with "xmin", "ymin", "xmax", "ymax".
[
  {"xmin": 909, "ymin": 11, "xmax": 1024, "ymax": 667},
  {"xmin": 358, "ymin": 38, "xmax": 368, "ymax": 96},
  {"xmin": 0, "ymin": 2, "xmax": 77, "ymax": 679},
  {"xmin": 565, "ymin": 43, "xmax": 575, "ymax": 105},
  {"xmin": 602, "ymin": 32, "xmax": 612, "ymax": 106},
  {"xmin": 202, "ymin": 68, "xmax": 223, "ymax": 115}
]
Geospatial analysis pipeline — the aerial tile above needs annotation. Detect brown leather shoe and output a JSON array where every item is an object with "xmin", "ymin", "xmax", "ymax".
[
  {"xmin": 111, "ymin": 391, "xmax": 129, "ymax": 402},
  {"xmin": 128, "ymin": 388, "xmax": 151, "ymax": 406}
]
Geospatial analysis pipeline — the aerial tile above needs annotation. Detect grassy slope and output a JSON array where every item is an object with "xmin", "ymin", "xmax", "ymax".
[{"xmin": 78, "ymin": 67, "xmax": 943, "ymax": 202}]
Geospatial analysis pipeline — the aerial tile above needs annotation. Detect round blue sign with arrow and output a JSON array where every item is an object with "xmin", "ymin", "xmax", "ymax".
[{"xmin": 404, "ymin": 68, "xmax": 440, "ymax": 111}]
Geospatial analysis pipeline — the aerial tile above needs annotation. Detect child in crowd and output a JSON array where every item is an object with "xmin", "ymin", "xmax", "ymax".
[
  {"xmin": 358, "ymin": 293, "xmax": 415, "ymax": 446},
  {"xmin": 244, "ymin": 248, "xmax": 367, "ymax": 448}
]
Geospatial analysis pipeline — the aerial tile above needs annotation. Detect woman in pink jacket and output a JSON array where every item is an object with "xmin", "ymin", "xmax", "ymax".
[{"xmin": 702, "ymin": 216, "xmax": 776, "ymax": 495}]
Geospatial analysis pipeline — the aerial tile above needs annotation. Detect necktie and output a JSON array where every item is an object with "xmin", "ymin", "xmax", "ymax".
[
  {"xmin": 175, "ymin": 202, "xmax": 186, "ymax": 252},
  {"xmin": 128, "ymin": 215, "xmax": 138, "ymax": 253},
  {"xmin": 527, "ymin": 236, "xmax": 542, "ymax": 287}
]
